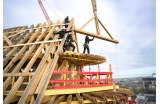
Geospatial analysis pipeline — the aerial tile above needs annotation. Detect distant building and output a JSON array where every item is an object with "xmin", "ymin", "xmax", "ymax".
[{"xmin": 142, "ymin": 77, "xmax": 156, "ymax": 88}]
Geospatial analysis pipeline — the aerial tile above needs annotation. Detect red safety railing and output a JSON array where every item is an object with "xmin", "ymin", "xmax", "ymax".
[
  {"xmin": 50, "ymin": 71, "xmax": 113, "ymax": 89},
  {"xmin": 119, "ymin": 98, "xmax": 136, "ymax": 104},
  {"xmin": 50, "ymin": 79, "xmax": 113, "ymax": 83},
  {"xmin": 52, "ymin": 71, "xmax": 113, "ymax": 75}
]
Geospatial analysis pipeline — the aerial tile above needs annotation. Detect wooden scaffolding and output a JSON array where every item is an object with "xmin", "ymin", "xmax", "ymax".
[{"xmin": 3, "ymin": 0, "xmax": 135, "ymax": 104}]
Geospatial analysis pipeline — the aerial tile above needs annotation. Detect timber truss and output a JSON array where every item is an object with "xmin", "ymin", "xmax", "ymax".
[
  {"xmin": 3, "ymin": 19, "xmax": 134, "ymax": 104},
  {"xmin": 3, "ymin": 1, "xmax": 134, "ymax": 103}
]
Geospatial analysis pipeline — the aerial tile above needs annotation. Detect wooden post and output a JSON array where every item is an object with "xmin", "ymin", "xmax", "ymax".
[
  {"xmin": 113, "ymin": 83, "xmax": 116, "ymax": 92},
  {"xmin": 67, "ymin": 95, "xmax": 72, "ymax": 104},
  {"xmin": 47, "ymin": 96, "xmax": 57, "ymax": 104},
  {"xmin": 29, "ymin": 96, "xmax": 35, "ymax": 104},
  {"xmin": 11, "ymin": 76, "xmax": 15, "ymax": 87},
  {"xmin": 91, "ymin": 0, "xmax": 100, "ymax": 35},
  {"xmin": 76, "ymin": 94, "xmax": 84, "ymax": 104},
  {"xmin": 72, "ymin": 18, "xmax": 79, "ymax": 53},
  {"xmin": 109, "ymin": 64, "xmax": 112, "ymax": 79}
]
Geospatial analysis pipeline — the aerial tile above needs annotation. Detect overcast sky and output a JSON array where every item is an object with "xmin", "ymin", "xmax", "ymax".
[{"xmin": 3, "ymin": 0, "xmax": 156, "ymax": 78}]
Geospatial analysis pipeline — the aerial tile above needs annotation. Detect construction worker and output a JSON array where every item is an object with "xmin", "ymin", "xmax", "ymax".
[
  {"xmin": 50, "ymin": 29, "xmax": 71, "ymax": 58},
  {"xmin": 54, "ymin": 28, "xmax": 71, "ymax": 39},
  {"xmin": 83, "ymin": 35, "xmax": 94, "ymax": 54},
  {"xmin": 65, "ymin": 34, "xmax": 76, "ymax": 52},
  {"xmin": 64, "ymin": 16, "xmax": 70, "ymax": 23},
  {"xmin": 64, "ymin": 16, "xmax": 70, "ymax": 28}
]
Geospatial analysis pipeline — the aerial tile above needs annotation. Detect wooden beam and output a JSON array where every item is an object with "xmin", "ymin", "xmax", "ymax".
[
  {"xmin": 34, "ymin": 19, "xmax": 73, "ymax": 103},
  {"xmin": 3, "ymin": 25, "xmax": 33, "ymax": 56},
  {"xmin": 44, "ymin": 85, "xmax": 119, "ymax": 95},
  {"xmin": 90, "ymin": 92, "xmax": 109, "ymax": 103},
  {"xmin": 31, "ymin": 62, "xmax": 48, "ymax": 93},
  {"xmin": 3, "ymin": 26, "xmax": 47, "ymax": 73},
  {"xmin": 76, "ymin": 94, "xmax": 84, "ymax": 104},
  {"xmin": 4, "ymin": 90, "xmax": 23, "ymax": 96},
  {"xmin": 80, "ymin": 17, "xmax": 94, "ymax": 30},
  {"xmin": 3, "ymin": 24, "xmax": 35, "ymax": 67},
  {"xmin": 75, "ymin": 29, "xmax": 119, "ymax": 43},
  {"xmin": 3, "ymin": 25, "xmax": 42, "ymax": 91},
  {"xmin": 41, "ymin": 96, "xmax": 53, "ymax": 104},
  {"xmin": 67, "ymin": 95, "xmax": 72, "ymax": 104},
  {"xmin": 3, "ymin": 34, "xmax": 12, "ymax": 46},
  {"xmin": 18, "ymin": 27, "xmax": 57, "ymax": 104},
  {"xmin": 3, "ymin": 72, "xmax": 34, "ymax": 77},
  {"xmin": 4, "ymin": 39, "xmax": 62, "ymax": 48},
  {"xmin": 7, "ymin": 30, "xmax": 26, "ymax": 38},
  {"xmin": 3, "ymin": 23, "xmax": 47, "ymax": 103},
  {"xmin": 60, "ymin": 99, "xmax": 114, "ymax": 104},
  {"xmin": 91, "ymin": 0, "xmax": 100, "ymax": 35},
  {"xmin": 72, "ymin": 18, "xmax": 79, "ymax": 53},
  {"xmin": 98, "ymin": 19, "xmax": 114, "ymax": 39},
  {"xmin": 29, "ymin": 96, "xmax": 34, "ymax": 104},
  {"xmin": 3, "ymin": 33, "xmax": 27, "ymax": 66},
  {"xmin": 47, "ymin": 95, "xmax": 57, "ymax": 104},
  {"xmin": 82, "ymin": 93, "xmax": 98, "ymax": 104},
  {"xmin": 8, "ymin": 96, "xmax": 20, "ymax": 103},
  {"xmin": 54, "ymin": 95, "xmax": 66, "ymax": 104},
  {"xmin": 35, "ymin": 56, "xmax": 54, "ymax": 94}
]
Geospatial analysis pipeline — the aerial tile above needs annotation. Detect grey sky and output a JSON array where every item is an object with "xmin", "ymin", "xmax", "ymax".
[{"xmin": 3, "ymin": 0, "xmax": 156, "ymax": 78}]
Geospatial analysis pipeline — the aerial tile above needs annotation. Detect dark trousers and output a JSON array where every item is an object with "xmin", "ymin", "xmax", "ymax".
[
  {"xmin": 69, "ymin": 43, "xmax": 75, "ymax": 51},
  {"xmin": 83, "ymin": 46, "xmax": 90, "ymax": 54},
  {"xmin": 65, "ymin": 43, "xmax": 75, "ymax": 52}
]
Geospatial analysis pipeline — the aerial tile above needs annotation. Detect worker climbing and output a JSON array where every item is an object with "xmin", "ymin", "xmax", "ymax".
[
  {"xmin": 83, "ymin": 35, "xmax": 94, "ymax": 54},
  {"xmin": 64, "ymin": 16, "xmax": 70, "ymax": 28},
  {"xmin": 54, "ymin": 28, "xmax": 71, "ymax": 39},
  {"xmin": 50, "ymin": 28, "xmax": 72, "ymax": 58}
]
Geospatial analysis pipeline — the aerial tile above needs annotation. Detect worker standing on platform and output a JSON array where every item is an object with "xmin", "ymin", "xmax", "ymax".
[
  {"xmin": 64, "ymin": 16, "xmax": 70, "ymax": 28},
  {"xmin": 83, "ymin": 35, "xmax": 94, "ymax": 54},
  {"xmin": 65, "ymin": 34, "xmax": 76, "ymax": 52}
]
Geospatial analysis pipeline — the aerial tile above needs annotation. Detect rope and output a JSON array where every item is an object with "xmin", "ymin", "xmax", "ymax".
[
  {"xmin": 44, "ymin": 0, "xmax": 62, "ymax": 21},
  {"xmin": 73, "ymin": 2, "xmax": 91, "ymax": 18},
  {"xmin": 44, "ymin": 0, "xmax": 91, "ymax": 21},
  {"xmin": 115, "ymin": 44, "xmax": 119, "ymax": 78},
  {"xmin": 89, "ymin": 65, "xmax": 91, "ymax": 72},
  {"xmin": 98, "ymin": 64, "xmax": 100, "ymax": 72}
]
